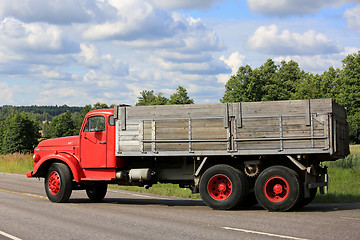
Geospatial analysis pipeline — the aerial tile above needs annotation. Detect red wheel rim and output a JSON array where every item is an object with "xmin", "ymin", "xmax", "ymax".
[
  {"xmin": 48, "ymin": 171, "xmax": 61, "ymax": 195},
  {"xmin": 264, "ymin": 176, "xmax": 289, "ymax": 203},
  {"xmin": 207, "ymin": 174, "xmax": 232, "ymax": 201}
]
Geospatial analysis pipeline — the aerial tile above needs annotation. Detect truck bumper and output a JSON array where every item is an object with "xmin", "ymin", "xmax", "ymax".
[{"xmin": 26, "ymin": 171, "xmax": 34, "ymax": 178}]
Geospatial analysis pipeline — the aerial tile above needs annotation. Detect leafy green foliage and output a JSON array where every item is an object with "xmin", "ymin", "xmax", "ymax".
[
  {"xmin": 0, "ymin": 113, "xmax": 40, "ymax": 154},
  {"xmin": 136, "ymin": 90, "xmax": 169, "ymax": 106},
  {"xmin": 169, "ymin": 86, "xmax": 194, "ymax": 104},
  {"xmin": 47, "ymin": 111, "xmax": 77, "ymax": 138},
  {"xmin": 221, "ymin": 65, "xmax": 260, "ymax": 102},
  {"xmin": 136, "ymin": 86, "xmax": 194, "ymax": 106},
  {"xmin": 335, "ymin": 52, "xmax": 360, "ymax": 143},
  {"xmin": 222, "ymin": 51, "xmax": 360, "ymax": 143},
  {"xmin": 221, "ymin": 59, "xmax": 307, "ymax": 102}
]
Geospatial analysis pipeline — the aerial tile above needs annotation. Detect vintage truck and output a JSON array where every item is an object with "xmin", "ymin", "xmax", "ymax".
[{"xmin": 27, "ymin": 99, "xmax": 349, "ymax": 211}]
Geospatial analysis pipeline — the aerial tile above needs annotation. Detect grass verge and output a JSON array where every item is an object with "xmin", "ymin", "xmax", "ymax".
[
  {"xmin": 313, "ymin": 167, "xmax": 360, "ymax": 203},
  {"xmin": 0, "ymin": 153, "xmax": 33, "ymax": 174}
]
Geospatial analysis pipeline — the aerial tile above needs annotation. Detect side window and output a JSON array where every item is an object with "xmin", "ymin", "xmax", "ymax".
[{"xmin": 84, "ymin": 116, "xmax": 106, "ymax": 132}]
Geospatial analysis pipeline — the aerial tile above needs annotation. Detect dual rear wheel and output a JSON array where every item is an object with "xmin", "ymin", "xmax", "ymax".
[{"xmin": 200, "ymin": 164, "xmax": 311, "ymax": 212}]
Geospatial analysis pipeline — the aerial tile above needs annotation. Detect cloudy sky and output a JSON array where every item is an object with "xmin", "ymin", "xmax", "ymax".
[{"xmin": 0, "ymin": 0, "xmax": 359, "ymax": 106}]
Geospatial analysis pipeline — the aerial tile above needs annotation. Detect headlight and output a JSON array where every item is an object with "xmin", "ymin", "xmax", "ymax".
[{"xmin": 33, "ymin": 154, "xmax": 41, "ymax": 163}]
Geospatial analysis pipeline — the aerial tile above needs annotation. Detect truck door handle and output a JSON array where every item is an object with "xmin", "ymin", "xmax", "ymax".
[{"xmin": 99, "ymin": 141, "xmax": 106, "ymax": 144}]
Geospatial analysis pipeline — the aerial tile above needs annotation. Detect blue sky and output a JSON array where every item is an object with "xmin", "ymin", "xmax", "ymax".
[{"xmin": 0, "ymin": 0, "xmax": 359, "ymax": 106}]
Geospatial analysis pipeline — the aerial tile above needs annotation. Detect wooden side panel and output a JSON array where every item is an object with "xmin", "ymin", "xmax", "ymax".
[{"xmin": 115, "ymin": 99, "xmax": 348, "ymax": 158}]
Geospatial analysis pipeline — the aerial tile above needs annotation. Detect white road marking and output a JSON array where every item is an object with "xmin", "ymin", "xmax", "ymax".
[
  {"xmin": 0, "ymin": 230, "xmax": 22, "ymax": 240},
  {"xmin": 341, "ymin": 217, "xmax": 360, "ymax": 221},
  {"xmin": 223, "ymin": 227, "xmax": 310, "ymax": 240}
]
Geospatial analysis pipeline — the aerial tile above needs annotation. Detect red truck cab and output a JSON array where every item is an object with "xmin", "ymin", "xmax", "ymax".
[{"xmin": 27, "ymin": 109, "xmax": 126, "ymax": 202}]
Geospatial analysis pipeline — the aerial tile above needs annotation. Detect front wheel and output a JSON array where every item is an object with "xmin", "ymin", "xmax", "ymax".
[
  {"xmin": 255, "ymin": 166, "xmax": 301, "ymax": 212},
  {"xmin": 200, "ymin": 165, "xmax": 248, "ymax": 210},
  {"xmin": 86, "ymin": 182, "xmax": 108, "ymax": 202},
  {"xmin": 45, "ymin": 163, "xmax": 73, "ymax": 203}
]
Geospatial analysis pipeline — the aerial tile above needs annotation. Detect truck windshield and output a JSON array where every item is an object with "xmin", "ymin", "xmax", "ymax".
[{"xmin": 84, "ymin": 116, "xmax": 105, "ymax": 132}]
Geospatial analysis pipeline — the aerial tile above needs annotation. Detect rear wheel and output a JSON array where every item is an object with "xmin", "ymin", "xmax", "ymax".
[
  {"xmin": 255, "ymin": 166, "xmax": 301, "ymax": 212},
  {"xmin": 200, "ymin": 165, "xmax": 248, "ymax": 210},
  {"xmin": 86, "ymin": 182, "xmax": 108, "ymax": 202},
  {"xmin": 45, "ymin": 163, "xmax": 72, "ymax": 203}
]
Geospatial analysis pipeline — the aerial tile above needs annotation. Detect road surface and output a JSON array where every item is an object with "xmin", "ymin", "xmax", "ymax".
[{"xmin": 1, "ymin": 172, "xmax": 359, "ymax": 240}]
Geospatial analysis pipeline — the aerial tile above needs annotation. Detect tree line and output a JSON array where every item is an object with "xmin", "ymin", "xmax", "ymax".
[
  {"xmin": 0, "ymin": 51, "xmax": 359, "ymax": 154},
  {"xmin": 221, "ymin": 52, "xmax": 360, "ymax": 144},
  {"xmin": 0, "ymin": 87, "xmax": 194, "ymax": 154}
]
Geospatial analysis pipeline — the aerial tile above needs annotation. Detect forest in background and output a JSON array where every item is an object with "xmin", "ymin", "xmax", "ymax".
[{"xmin": 1, "ymin": 51, "xmax": 360, "ymax": 154}]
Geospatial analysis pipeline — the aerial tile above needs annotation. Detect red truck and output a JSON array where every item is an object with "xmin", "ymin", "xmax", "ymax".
[{"xmin": 27, "ymin": 99, "xmax": 349, "ymax": 211}]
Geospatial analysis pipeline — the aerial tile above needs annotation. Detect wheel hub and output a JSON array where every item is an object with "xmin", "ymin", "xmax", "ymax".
[
  {"xmin": 264, "ymin": 176, "xmax": 289, "ymax": 203},
  {"xmin": 273, "ymin": 184, "xmax": 283, "ymax": 195},
  {"xmin": 207, "ymin": 174, "xmax": 233, "ymax": 201},
  {"xmin": 48, "ymin": 171, "xmax": 60, "ymax": 195},
  {"xmin": 218, "ymin": 183, "xmax": 227, "ymax": 192}
]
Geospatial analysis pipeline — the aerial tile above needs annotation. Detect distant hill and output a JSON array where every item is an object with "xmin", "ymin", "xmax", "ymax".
[{"xmin": 0, "ymin": 105, "xmax": 83, "ymax": 119}]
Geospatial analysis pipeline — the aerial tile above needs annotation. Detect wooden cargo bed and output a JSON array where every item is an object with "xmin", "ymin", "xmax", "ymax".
[{"xmin": 114, "ymin": 99, "xmax": 349, "ymax": 160}]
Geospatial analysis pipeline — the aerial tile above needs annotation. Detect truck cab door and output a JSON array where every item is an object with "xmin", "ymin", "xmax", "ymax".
[{"xmin": 80, "ymin": 115, "xmax": 107, "ymax": 168}]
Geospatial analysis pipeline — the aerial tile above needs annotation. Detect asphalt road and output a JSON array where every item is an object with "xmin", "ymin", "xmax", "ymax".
[{"xmin": 1, "ymin": 172, "xmax": 360, "ymax": 240}]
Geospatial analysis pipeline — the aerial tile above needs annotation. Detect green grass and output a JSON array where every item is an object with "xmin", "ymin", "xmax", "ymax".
[
  {"xmin": 313, "ymin": 167, "xmax": 360, "ymax": 203},
  {"xmin": 0, "ymin": 153, "xmax": 33, "ymax": 174},
  {"xmin": 0, "ymin": 149, "xmax": 359, "ymax": 203}
]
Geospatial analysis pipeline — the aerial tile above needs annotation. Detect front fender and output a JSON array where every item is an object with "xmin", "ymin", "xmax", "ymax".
[{"xmin": 28, "ymin": 153, "xmax": 84, "ymax": 182}]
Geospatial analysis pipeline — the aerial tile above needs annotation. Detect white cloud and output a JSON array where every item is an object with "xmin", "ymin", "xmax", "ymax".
[
  {"xmin": 115, "ymin": 38, "xmax": 185, "ymax": 49},
  {"xmin": 0, "ymin": 82, "xmax": 16, "ymax": 104},
  {"xmin": 76, "ymin": 43, "xmax": 129, "ymax": 76},
  {"xmin": 247, "ymin": 0, "xmax": 357, "ymax": 16},
  {"xmin": 0, "ymin": 0, "xmax": 104, "ymax": 24},
  {"xmin": 154, "ymin": 56, "xmax": 230, "ymax": 74},
  {"xmin": 344, "ymin": 4, "xmax": 360, "ymax": 34},
  {"xmin": 83, "ymin": 0, "xmax": 185, "ymax": 41},
  {"xmin": 217, "ymin": 51, "xmax": 246, "ymax": 83},
  {"xmin": 247, "ymin": 24, "xmax": 343, "ymax": 56},
  {"xmin": 76, "ymin": 44, "xmax": 102, "ymax": 67},
  {"xmin": 220, "ymin": 51, "xmax": 245, "ymax": 74},
  {"xmin": 274, "ymin": 46, "xmax": 360, "ymax": 72},
  {"xmin": 148, "ymin": 0, "xmax": 226, "ymax": 10},
  {"xmin": 0, "ymin": 18, "xmax": 79, "ymax": 54}
]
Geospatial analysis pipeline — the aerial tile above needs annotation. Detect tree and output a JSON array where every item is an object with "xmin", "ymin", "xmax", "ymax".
[
  {"xmin": 136, "ymin": 90, "xmax": 168, "ymax": 106},
  {"xmin": 1, "ymin": 112, "xmax": 40, "ymax": 154},
  {"xmin": 262, "ymin": 60, "xmax": 304, "ymax": 101},
  {"xmin": 221, "ymin": 65, "xmax": 260, "ymax": 102},
  {"xmin": 47, "ymin": 111, "xmax": 77, "ymax": 138},
  {"xmin": 92, "ymin": 102, "xmax": 109, "ymax": 110},
  {"xmin": 169, "ymin": 86, "xmax": 194, "ymax": 104},
  {"xmin": 319, "ymin": 66, "xmax": 340, "ymax": 99},
  {"xmin": 336, "ymin": 51, "xmax": 360, "ymax": 143}
]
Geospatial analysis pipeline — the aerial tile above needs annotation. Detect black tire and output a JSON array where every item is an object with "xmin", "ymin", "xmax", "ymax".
[
  {"xmin": 243, "ymin": 191, "xmax": 258, "ymax": 207},
  {"xmin": 255, "ymin": 166, "xmax": 301, "ymax": 212},
  {"xmin": 86, "ymin": 182, "xmax": 108, "ymax": 202},
  {"xmin": 45, "ymin": 163, "xmax": 73, "ymax": 203},
  {"xmin": 298, "ymin": 187, "xmax": 317, "ymax": 208},
  {"xmin": 200, "ymin": 165, "xmax": 248, "ymax": 210}
]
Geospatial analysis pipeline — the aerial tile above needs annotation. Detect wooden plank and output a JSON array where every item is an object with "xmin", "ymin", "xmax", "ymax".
[
  {"xmin": 305, "ymin": 99, "xmax": 311, "ymax": 126},
  {"xmin": 125, "ymin": 103, "xmax": 225, "ymax": 120},
  {"xmin": 120, "ymin": 107, "xmax": 126, "ymax": 130}
]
